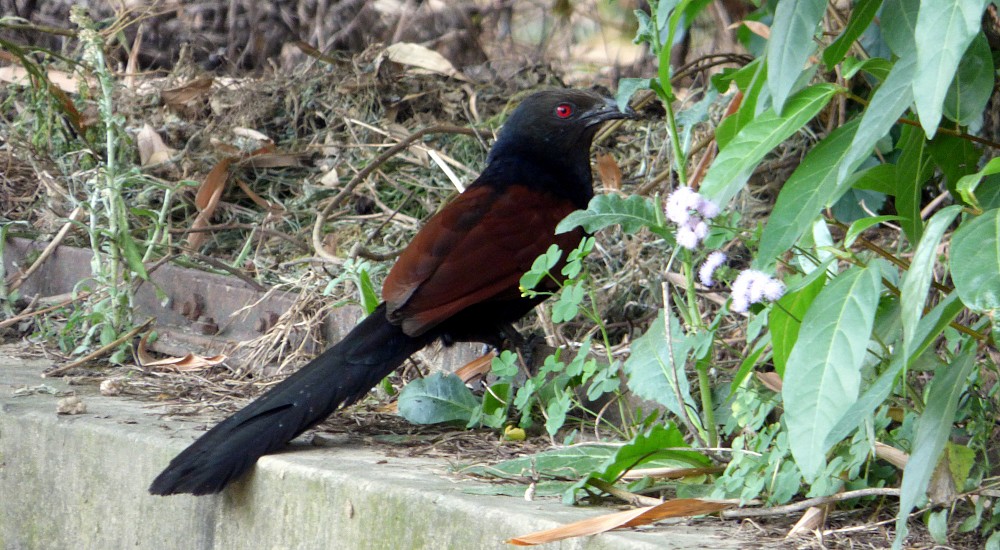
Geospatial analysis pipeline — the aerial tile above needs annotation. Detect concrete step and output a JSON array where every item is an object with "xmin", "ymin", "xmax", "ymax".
[{"xmin": 0, "ymin": 345, "xmax": 743, "ymax": 549}]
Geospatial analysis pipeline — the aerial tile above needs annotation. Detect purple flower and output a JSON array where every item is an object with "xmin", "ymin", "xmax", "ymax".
[
  {"xmin": 676, "ymin": 226, "xmax": 700, "ymax": 250},
  {"xmin": 665, "ymin": 186, "xmax": 699, "ymax": 224},
  {"xmin": 665, "ymin": 186, "xmax": 722, "ymax": 250},
  {"xmin": 730, "ymin": 269, "xmax": 784, "ymax": 313},
  {"xmin": 697, "ymin": 198, "xmax": 720, "ymax": 220},
  {"xmin": 698, "ymin": 251, "xmax": 727, "ymax": 287}
]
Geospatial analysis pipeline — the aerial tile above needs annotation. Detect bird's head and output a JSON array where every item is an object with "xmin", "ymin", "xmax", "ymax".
[
  {"xmin": 489, "ymin": 88, "xmax": 635, "ymax": 162},
  {"xmin": 484, "ymin": 89, "xmax": 635, "ymax": 203}
]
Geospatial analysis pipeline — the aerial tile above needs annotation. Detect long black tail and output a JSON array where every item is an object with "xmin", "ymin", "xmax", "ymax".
[{"xmin": 149, "ymin": 303, "xmax": 428, "ymax": 495}]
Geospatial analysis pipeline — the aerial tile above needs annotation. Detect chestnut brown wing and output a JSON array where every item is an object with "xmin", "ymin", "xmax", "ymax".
[{"xmin": 382, "ymin": 184, "xmax": 581, "ymax": 337}]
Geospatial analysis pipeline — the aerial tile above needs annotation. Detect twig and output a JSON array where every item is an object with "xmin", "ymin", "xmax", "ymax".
[
  {"xmin": 720, "ymin": 487, "xmax": 901, "ymax": 519},
  {"xmin": 8, "ymin": 206, "xmax": 84, "ymax": 292},
  {"xmin": 43, "ymin": 317, "xmax": 154, "ymax": 377},
  {"xmin": 0, "ymin": 291, "xmax": 91, "ymax": 330},
  {"xmin": 311, "ymin": 124, "xmax": 476, "ymax": 261},
  {"xmin": 586, "ymin": 478, "xmax": 664, "ymax": 507}
]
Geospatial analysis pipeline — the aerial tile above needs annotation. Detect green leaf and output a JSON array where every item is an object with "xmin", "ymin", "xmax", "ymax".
[
  {"xmin": 519, "ymin": 244, "xmax": 563, "ymax": 291},
  {"xmin": 616, "ymin": 78, "xmax": 652, "ymax": 112},
  {"xmin": 842, "ymin": 56, "xmax": 893, "ymax": 81},
  {"xmin": 836, "ymin": 53, "xmax": 917, "ymax": 187},
  {"xmin": 479, "ymin": 382, "xmax": 511, "ymax": 429},
  {"xmin": 894, "ymin": 124, "xmax": 935, "ymax": 244},
  {"xmin": 881, "ymin": 0, "xmax": 920, "ymax": 55},
  {"xmin": 551, "ymin": 281, "xmax": 585, "ymax": 323},
  {"xmin": 950, "ymin": 207, "xmax": 1000, "ymax": 311},
  {"xmin": 397, "ymin": 373, "xmax": 479, "ymax": 425},
  {"xmin": 822, "ymin": 0, "xmax": 882, "ymax": 68},
  {"xmin": 894, "ymin": 345, "xmax": 977, "ymax": 549},
  {"xmin": 622, "ymin": 309, "xmax": 697, "ymax": 420},
  {"xmin": 356, "ymin": 268, "xmax": 379, "ymax": 315},
  {"xmin": 490, "ymin": 350, "xmax": 518, "ymax": 378},
  {"xmin": 943, "ymin": 33, "xmax": 994, "ymax": 126},
  {"xmin": 755, "ymin": 119, "xmax": 860, "ymax": 269},
  {"xmin": 701, "ymin": 83, "xmax": 839, "ymax": 208},
  {"xmin": 769, "ymin": 274, "xmax": 826, "ymax": 377},
  {"xmin": 544, "ymin": 389, "xmax": 571, "ymax": 435},
  {"xmin": 556, "ymin": 193, "xmax": 662, "ymax": 235},
  {"xmin": 850, "ymin": 163, "xmax": 897, "ymax": 195},
  {"xmin": 911, "ymin": 0, "xmax": 990, "ymax": 137},
  {"xmin": 844, "ymin": 215, "xmax": 904, "ymax": 247},
  {"xmin": 955, "ymin": 157, "xmax": 1000, "ymax": 210},
  {"xmin": 466, "ymin": 445, "xmax": 618, "ymax": 480},
  {"xmin": 783, "ymin": 264, "xmax": 882, "ymax": 481},
  {"xmin": 563, "ymin": 424, "xmax": 708, "ymax": 503},
  {"xmin": 927, "ymin": 132, "xmax": 982, "ymax": 195},
  {"xmin": 900, "ymin": 205, "xmax": 963, "ymax": 363},
  {"xmin": 117, "ymin": 231, "xmax": 149, "ymax": 282},
  {"xmin": 767, "ymin": 0, "xmax": 826, "ymax": 112}
]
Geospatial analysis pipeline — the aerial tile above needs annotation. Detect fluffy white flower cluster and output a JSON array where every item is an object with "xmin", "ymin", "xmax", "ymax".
[
  {"xmin": 665, "ymin": 186, "xmax": 720, "ymax": 250},
  {"xmin": 698, "ymin": 251, "xmax": 727, "ymax": 287},
  {"xmin": 730, "ymin": 269, "xmax": 786, "ymax": 313}
]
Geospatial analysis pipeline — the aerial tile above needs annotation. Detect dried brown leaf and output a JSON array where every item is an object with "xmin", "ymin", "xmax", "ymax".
[
  {"xmin": 732, "ymin": 20, "xmax": 770, "ymax": 40},
  {"xmin": 162, "ymin": 77, "xmax": 213, "ymax": 111},
  {"xmin": 508, "ymin": 499, "xmax": 735, "ymax": 546},
  {"xmin": 188, "ymin": 157, "xmax": 232, "ymax": 249},
  {"xmin": 596, "ymin": 152, "xmax": 623, "ymax": 191},
  {"xmin": 382, "ymin": 42, "xmax": 470, "ymax": 82},
  {"xmin": 137, "ymin": 332, "xmax": 226, "ymax": 371},
  {"xmin": 137, "ymin": 124, "xmax": 175, "ymax": 166},
  {"xmin": 755, "ymin": 371, "xmax": 782, "ymax": 393}
]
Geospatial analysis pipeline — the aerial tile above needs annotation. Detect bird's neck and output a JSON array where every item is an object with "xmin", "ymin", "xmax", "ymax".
[{"xmin": 481, "ymin": 143, "xmax": 595, "ymax": 208}]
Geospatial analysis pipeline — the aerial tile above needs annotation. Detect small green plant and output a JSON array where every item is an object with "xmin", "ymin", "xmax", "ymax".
[{"xmin": 397, "ymin": 237, "xmax": 631, "ymax": 439}]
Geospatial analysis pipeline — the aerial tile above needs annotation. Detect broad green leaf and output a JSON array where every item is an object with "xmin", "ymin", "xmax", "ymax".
[
  {"xmin": 881, "ymin": 0, "xmax": 920, "ymax": 55},
  {"xmin": 836, "ymin": 54, "xmax": 916, "ymax": 188},
  {"xmin": 912, "ymin": 0, "xmax": 990, "ymax": 137},
  {"xmin": 823, "ymin": 0, "xmax": 882, "ymax": 68},
  {"xmin": 622, "ymin": 309, "xmax": 697, "ymax": 420},
  {"xmin": 783, "ymin": 265, "xmax": 882, "ymax": 481},
  {"xmin": 563, "ymin": 423, "xmax": 708, "ymax": 503},
  {"xmin": 850, "ymin": 163, "xmax": 897, "ymax": 195},
  {"xmin": 769, "ymin": 274, "xmax": 826, "ymax": 377},
  {"xmin": 900, "ymin": 205, "xmax": 962, "ymax": 363},
  {"xmin": 943, "ymin": 33, "xmax": 994, "ymax": 126},
  {"xmin": 717, "ymin": 60, "xmax": 768, "ymax": 149},
  {"xmin": 729, "ymin": 333, "xmax": 771, "ymax": 393},
  {"xmin": 556, "ymin": 194, "xmax": 661, "ymax": 235},
  {"xmin": 894, "ymin": 124, "xmax": 935, "ymax": 244},
  {"xmin": 955, "ymin": 157, "xmax": 1000, "ymax": 210},
  {"xmin": 894, "ymin": 346, "xmax": 977, "ymax": 549},
  {"xmin": 825, "ymin": 290, "xmax": 964, "ymax": 447},
  {"xmin": 842, "ymin": 56, "xmax": 893, "ymax": 81},
  {"xmin": 845, "ymin": 215, "xmax": 904, "ymax": 247},
  {"xmin": 463, "ymin": 445, "xmax": 620, "ymax": 480},
  {"xmin": 117, "ymin": 231, "xmax": 150, "ymax": 282},
  {"xmin": 927, "ymin": 132, "xmax": 982, "ymax": 195},
  {"xmin": 701, "ymin": 83, "xmax": 839, "ymax": 208},
  {"xmin": 767, "ymin": 0, "xmax": 826, "ymax": 112},
  {"xmin": 755, "ymin": 119, "xmax": 860, "ymax": 269},
  {"xmin": 950, "ymin": 208, "xmax": 1000, "ymax": 311},
  {"xmin": 397, "ymin": 373, "xmax": 479, "ymax": 425},
  {"xmin": 616, "ymin": 78, "xmax": 652, "ymax": 112}
]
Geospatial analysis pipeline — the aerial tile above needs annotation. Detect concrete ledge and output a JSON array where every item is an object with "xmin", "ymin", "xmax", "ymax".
[{"xmin": 0, "ymin": 347, "xmax": 741, "ymax": 549}]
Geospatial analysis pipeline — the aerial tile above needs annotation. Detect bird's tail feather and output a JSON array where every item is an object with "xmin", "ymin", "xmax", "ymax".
[{"xmin": 149, "ymin": 303, "xmax": 425, "ymax": 495}]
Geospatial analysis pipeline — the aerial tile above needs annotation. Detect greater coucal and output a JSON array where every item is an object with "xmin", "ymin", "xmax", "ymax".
[{"xmin": 150, "ymin": 88, "xmax": 632, "ymax": 495}]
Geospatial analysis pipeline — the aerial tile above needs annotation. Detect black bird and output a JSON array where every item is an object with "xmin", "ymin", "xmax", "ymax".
[{"xmin": 150, "ymin": 88, "xmax": 632, "ymax": 495}]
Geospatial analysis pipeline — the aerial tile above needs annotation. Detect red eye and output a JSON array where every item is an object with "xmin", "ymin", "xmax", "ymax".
[{"xmin": 555, "ymin": 103, "xmax": 573, "ymax": 118}]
